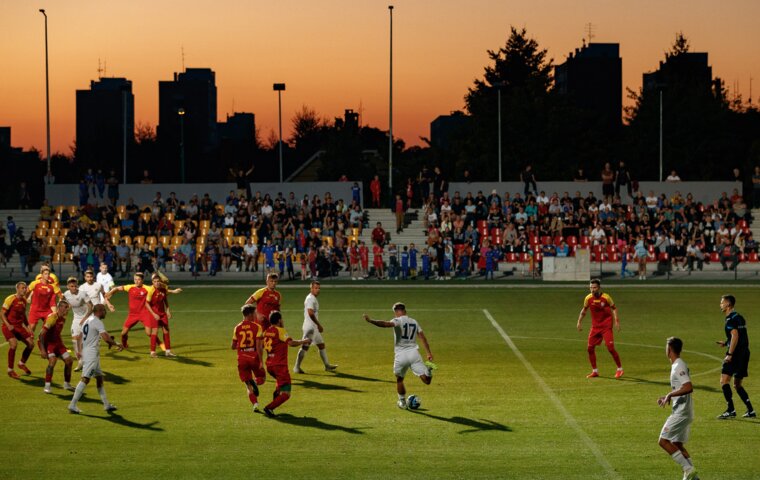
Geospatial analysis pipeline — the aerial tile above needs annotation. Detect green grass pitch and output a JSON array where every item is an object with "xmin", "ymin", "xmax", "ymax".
[{"xmin": 1, "ymin": 284, "xmax": 758, "ymax": 479}]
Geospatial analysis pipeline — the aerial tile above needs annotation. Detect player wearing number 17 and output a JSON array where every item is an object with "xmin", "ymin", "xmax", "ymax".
[
  {"xmin": 231, "ymin": 304, "xmax": 266, "ymax": 413},
  {"xmin": 577, "ymin": 279, "xmax": 623, "ymax": 379},
  {"xmin": 363, "ymin": 302, "xmax": 436, "ymax": 409}
]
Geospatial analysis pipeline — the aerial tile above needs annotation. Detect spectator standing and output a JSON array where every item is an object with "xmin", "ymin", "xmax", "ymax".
[
  {"xmin": 230, "ymin": 166, "xmax": 254, "ymax": 199},
  {"xmin": 573, "ymin": 168, "xmax": 588, "ymax": 182},
  {"xmin": 601, "ymin": 162, "xmax": 615, "ymax": 199},
  {"xmin": 394, "ymin": 195, "xmax": 405, "ymax": 234},
  {"xmin": 666, "ymin": 170, "xmax": 681, "ymax": 183},
  {"xmin": 18, "ymin": 182, "xmax": 31, "ymax": 209},
  {"xmin": 752, "ymin": 166, "xmax": 760, "ymax": 208},
  {"xmin": 106, "ymin": 171, "xmax": 119, "ymax": 206},
  {"xmin": 520, "ymin": 164, "xmax": 537, "ymax": 197},
  {"xmin": 614, "ymin": 161, "xmax": 632, "ymax": 199},
  {"xmin": 351, "ymin": 182, "xmax": 361, "ymax": 207},
  {"xmin": 95, "ymin": 170, "xmax": 106, "ymax": 199},
  {"xmin": 418, "ymin": 166, "xmax": 431, "ymax": 204},
  {"xmin": 370, "ymin": 175, "xmax": 382, "ymax": 208}
]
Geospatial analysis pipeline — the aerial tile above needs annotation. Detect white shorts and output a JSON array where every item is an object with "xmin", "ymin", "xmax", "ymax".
[
  {"xmin": 302, "ymin": 322, "xmax": 324, "ymax": 345},
  {"xmin": 393, "ymin": 348, "xmax": 428, "ymax": 378},
  {"xmin": 71, "ymin": 316, "xmax": 85, "ymax": 337},
  {"xmin": 659, "ymin": 414, "xmax": 692, "ymax": 443},
  {"xmin": 80, "ymin": 355, "xmax": 103, "ymax": 379}
]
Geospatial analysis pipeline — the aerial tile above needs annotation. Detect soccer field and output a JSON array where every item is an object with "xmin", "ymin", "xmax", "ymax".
[{"xmin": 1, "ymin": 284, "xmax": 758, "ymax": 480}]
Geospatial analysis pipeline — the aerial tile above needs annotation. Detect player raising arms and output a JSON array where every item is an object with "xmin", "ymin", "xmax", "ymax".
[
  {"xmin": 293, "ymin": 280, "xmax": 337, "ymax": 373},
  {"xmin": 146, "ymin": 273, "xmax": 182, "ymax": 358},
  {"xmin": 2, "ymin": 282, "xmax": 35, "ymax": 379},
  {"xmin": 26, "ymin": 267, "xmax": 62, "ymax": 334},
  {"xmin": 577, "ymin": 279, "xmax": 624, "ymax": 379},
  {"xmin": 261, "ymin": 311, "xmax": 311, "ymax": 418},
  {"xmin": 231, "ymin": 304, "xmax": 266, "ymax": 413},
  {"xmin": 68, "ymin": 304, "xmax": 122, "ymax": 414},
  {"xmin": 245, "ymin": 273, "xmax": 282, "ymax": 330},
  {"xmin": 62, "ymin": 277, "xmax": 94, "ymax": 372},
  {"xmin": 363, "ymin": 302, "xmax": 436, "ymax": 409},
  {"xmin": 38, "ymin": 300, "xmax": 75, "ymax": 393},
  {"xmin": 104, "ymin": 272, "xmax": 160, "ymax": 357}
]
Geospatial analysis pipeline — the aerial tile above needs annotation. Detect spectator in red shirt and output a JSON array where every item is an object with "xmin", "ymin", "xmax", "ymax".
[
  {"xmin": 395, "ymin": 194, "xmax": 405, "ymax": 234},
  {"xmin": 370, "ymin": 175, "xmax": 382, "ymax": 208},
  {"xmin": 372, "ymin": 222, "xmax": 386, "ymax": 246}
]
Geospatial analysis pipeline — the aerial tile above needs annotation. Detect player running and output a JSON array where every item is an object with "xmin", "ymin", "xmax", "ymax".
[
  {"xmin": 716, "ymin": 294, "xmax": 755, "ymax": 419},
  {"xmin": 104, "ymin": 272, "xmax": 160, "ymax": 356},
  {"xmin": 38, "ymin": 300, "xmax": 75, "ymax": 393},
  {"xmin": 293, "ymin": 280, "xmax": 337, "ymax": 373},
  {"xmin": 657, "ymin": 337, "xmax": 699, "ymax": 480},
  {"xmin": 68, "ymin": 304, "xmax": 122, "ymax": 414},
  {"xmin": 363, "ymin": 302, "xmax": 436, "ymax": 409},
  {"xmin": 245, "ymin": 273, "xmax": 282, "ymax": 330},
  {"xmin": 62, "ymin": 277, "xmax": 94, "ymax": 372},
  {"xmin": 577, "ymin": 279, "xmax": 624, "ymax": 379},
  {"xmin": 231, "ymin": 304, "xmax": 266, "ymax": 413},
  {"xmin": 2, "ymin": 282, "xmax": 35, "ymax": 379},
  {"xmin": 146, "ymin": 273, "xmax": 182, "ymax": 357},
  {"xmin": 26, "ymin": 268, "xmax": 62, "ymax": 334},
  {"xmin": 261, "ymin": 311, "xmax": 311, "ymax": 417}
]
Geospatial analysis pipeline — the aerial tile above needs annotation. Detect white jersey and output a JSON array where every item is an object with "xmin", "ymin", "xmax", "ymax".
[
  {"xmin": 669, "ymin": 358, "xmax": 693, "ymax": 418},
  {"xmin": 80, "ymin": 281, "xmax": 104, "ymax": 306},
  {"xmin": 96, "ymin": 272, "xmax": 115, "ymax": 295},
  {"xmin": 63, "ymin": 289, "xmax": 91, "ymax": 320},
  {"xmin": 81, "ymin": 316, "xmax": 107, "ymax": 358},
  {"xmin": 303, "ymin": 293, "xmax": 319, "ymax": 327},
  {"xmin": 391, "ymin": 315, "xmax": 422, "ymax": 352}
]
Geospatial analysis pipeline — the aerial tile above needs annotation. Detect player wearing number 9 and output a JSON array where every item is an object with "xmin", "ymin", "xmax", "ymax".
[{"xmin": 363, "ymin": 302, "xmax": 436, "ymax": 410}]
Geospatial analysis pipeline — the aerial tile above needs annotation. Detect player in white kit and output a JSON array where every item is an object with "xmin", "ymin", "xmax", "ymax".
[
  {"xmin": 657, "ymin": 337, "xmax": 699, "ymax": 480},
  {"xmin": 95, "ymin": 264, "xmax": 115, "ymax": 301},
  {"xmin": 62, "ymin": 277, "xmax": 94, "ymax": 372},
  {"xmin": 293, "ymin": 281, "xmax": 337, "ymax": 373},
  {"xmin": 364, "ymin": 302, "xmax": 436, "ymax": 409},
  {"xmin": 68, "ymin": 304, "xmax": 123, "ymax": 414}
]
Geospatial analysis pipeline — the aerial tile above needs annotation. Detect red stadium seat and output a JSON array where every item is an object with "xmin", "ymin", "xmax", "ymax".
[
  {"xmin": 748, "ymin": 252, "xmax": 759, "ymax": 263},
  {"xmin": 529, "ymin": 234, "xmax": 539, "ymax": 246},
  {"xmin": 504, "ymin": 253, "xmax": 518, "ymax": 262},
  {"xmin": 491, "ymin": 229, "xmax": 503, "ymax": 245},
  {"xmin": 476, "ymin": 220, "xmax": 488, "ymax": 236},
  {"xmin": 579, "ymin": 236, "xmax": 590, "ymax": 248},
  {"xmin": 710, "ymin": 252, "xmax": 720, "ymax": 263},
  {"xmin": 553, "ymin": 236, "xmax": 564, "ymax": 246},
  {"xmin": 566, "ymin": 235, "xmax": 577, "ymax": 246},
  {"xmin": 541, "ymin": 235, "xmax": 552, "ymax": 245},
  {"xmin": 519, "ymin": 252, "xmax": 531, "ymax": 263},
  {"xmin": 658, "ymin": 252, "xmax": 669, "ymax": 262}
]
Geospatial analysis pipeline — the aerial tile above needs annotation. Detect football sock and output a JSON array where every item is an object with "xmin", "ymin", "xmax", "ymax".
[
  {"xmin": 163, "ymin": 332, "xmax": 171, "ymax": 350},
  {"xmin": 150, "ymin": 334, "xmax": 158, "ymax": 353},
  {"xmin": 121, "ymin": 333, "xmax": 128, "ymax": 347},
  {"xmin": 45, "ymin": 366, "xmax": 53, "ymax": 383},
  {"xmin": 70, "ymin": 381, "xmax": 87, "ymax": 406},
  {"xmin": 295, "ymin": 348, "xmax": 306, "ymax": 369},
  {"xmin": 97, "ymin": 385, "xmax": 109, "ymax": 406},
  {"xmin": 266, "ymin": 393, "xmax": 289, "ymax": 410},
  {"xmin": 587, "ymin": 347, "xmax": 597, "ymax": 369},
  {"xmin": 21, "ymin": 345, "xmax": 32, "ymax": 363},
  {"xmin": 248, "ymin": 392, "xmax": 258, "ymax": 405},
  {"xmin": 684, "ymin": 456, "xmax": 694, "ymax": 468},
  {"xmin": 64, "ymin": 364, "xmax": 72, "ymax": 383},
  {"xmin": 735, "ymin": 386, "xmax": 753, "ymax": 411},
  {"xmin": 670, "ymin": 451, "xmax": 690, "ymax": 471},
  {"xmin": 609, "ymin": 349, "xmax": 622, "ymax": 368},
  {"xmin": 319, "ymin": 349, "xmax": 331, "ymax": 367},
  {"xmin": 398, "ymin": 393, "xmax": 405, "ymax": 401},
  {"xmin": 722, "ymin": 384, "xmax": 735, "ymax": 411},
  {"xmin": 7, "ymin": 347, "xmax": 15, "ymax": 369}
]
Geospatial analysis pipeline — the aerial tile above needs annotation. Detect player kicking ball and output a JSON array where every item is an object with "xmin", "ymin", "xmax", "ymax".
[
  {"xmin": 68, "ymin": 304, "xmax": 123, "ymax": 414},
  {"xmin": 363, "ymin": 302, "xmax": 436, "ymax": 409},
  {"xmin": 261, "ymin": 311, "xmax": 311, "ymax": 417}
]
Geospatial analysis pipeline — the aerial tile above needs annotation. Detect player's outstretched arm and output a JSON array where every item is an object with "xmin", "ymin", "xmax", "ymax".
[
  {"xmin": 104, "ymin": 286, "xmax": 124, "ymax": 310},
  {"xmin": 287, "ymin": 337, "xmax": 312, "ymax": 347},
  {"xmin": 418, "ymin": 331, "xmax": 433, "ymax": 361},
  {"xmin": 363, "ymin": 314, "xmax": 394, "ymax": 328},
  {"xmin": 101, "ymin": 331, "xmax": 123, "ymax": 352}
]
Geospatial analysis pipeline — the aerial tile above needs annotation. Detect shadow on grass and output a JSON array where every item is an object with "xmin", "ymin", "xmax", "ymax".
[
  {"xmin": 102, "ymin": 370, "xmax": 131, "ymax": 385},
  {"xmin": 294, "ymin": 378, "xmax": 363, "ymax": 393},
  {"xmin": 18, "ymin": 375, "xmax": 44, "ymax": 388},
  {"xmin": 409, "ymin": 410, "xmax": 512, "ymax": 434},
  {"xmin": 330, "ymin": 371, "xmax": 394, "ymax": 384},
  {"xmin": 615, "ymin": 376, "xmax": 721, "ymax": 393},
  {"xmin": 267, "ymin": 412, "xmax": 367, "ymax": 434},
  {"xmin": 169, "ymin": 355, "xmax": 214, "ymax": 368},
  {"xmin": 82, "ymin": 411, "xmax": 164, "ymax": 431}
]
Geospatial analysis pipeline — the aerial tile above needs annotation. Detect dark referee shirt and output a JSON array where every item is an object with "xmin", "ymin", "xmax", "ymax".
[{"xmin": 725, "ymin": 311, "xmax": 750, "ymax": 353}]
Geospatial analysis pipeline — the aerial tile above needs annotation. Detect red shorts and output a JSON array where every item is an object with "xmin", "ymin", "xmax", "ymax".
[
  {"xmin": 237, "ymin": 352, "xmax": 265, "ymax": 384},
  {"xmin": 46, "ymin": 341, "xmax": 69, "ymax": 357},
  {"xmin": 124, "ymin": 312, "xmax": 155, "ymax": 329},
  {"xmin": 374, "ymin": 258, "xmax": 383, "ymax": 268},
  {"xmin": 28, "ymin": 310, "xmax": 50, "ymax": 327},
  {"xmin": 588, "ymin": 327, "xmax": 615, "ymax": 348},
  {"xmin": 2, "ymin": 323, "xmax": 32, "ymax": 342},
  {"xmin": 157, "ymin": 314, "xmax": 169, "ymax": 328},
  {"xmin": 266, "ymin": 364, "xmax": 291, "ymax": 390}
]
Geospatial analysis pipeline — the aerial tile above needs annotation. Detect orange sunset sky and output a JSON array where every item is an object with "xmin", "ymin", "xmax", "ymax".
[{"xmin": 1, "ymin": 0, "xmax": 759, "ymax": 155}]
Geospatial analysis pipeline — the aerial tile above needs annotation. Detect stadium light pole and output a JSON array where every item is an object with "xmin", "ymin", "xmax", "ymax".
[
  {"xmin": 178, "ymin": 108, "xmax": 186, "ymax": 183},
  {"xmin": 493, "ymin": 81, "xmax": 506, "ymax": 182},
  {"xmin": 39, "ymin": 9, "xmax": 51, "ymax": 176},
  {"xmin": 387, "ymin": 5, "xmax": 394, "ymax": 206},
  {"xmin": 659, "ymin": 89, "xmax": 663, "ymax": 182},
  {"xmin": 273, "ymin": 83, "xmax": 286, "ymax": 183}
]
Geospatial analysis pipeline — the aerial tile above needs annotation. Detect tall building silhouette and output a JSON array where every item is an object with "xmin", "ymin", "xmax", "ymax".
[
  {"xmin": 76, "ymin": 77, "xmax": 134, "ymax": 174},
  {"xmin": 555, "ymin": 43, "xmax": 622, "ymax": 130},
  {"xmin": 158, "ymin": 68, "xmax": 218, "ymax": 182},
  {"xmin": 643, "ymin": 52, "xmax": 712, "ymax": 94}
]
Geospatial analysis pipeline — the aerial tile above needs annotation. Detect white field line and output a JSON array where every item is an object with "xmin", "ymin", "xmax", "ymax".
[
  {"xmin": 167, "ymin": 308, "xmax": 472, "ymax": 314},
  {"xmin": 483, "ymin": 309, "xmax": 621, "ymax": 480},
  {"xmin": 155, "ymin": 283, "xmax": 760, "ymax": 290}
]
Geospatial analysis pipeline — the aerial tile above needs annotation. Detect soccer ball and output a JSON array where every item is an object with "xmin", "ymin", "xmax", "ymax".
[{"xmin": 407, "ymin": 394, "xmax": 421, "ymax": 410}]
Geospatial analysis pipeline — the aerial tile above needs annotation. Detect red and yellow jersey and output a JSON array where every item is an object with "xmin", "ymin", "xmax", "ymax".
[
  {"xmin": 262, "ymin": 326, "xmax": 290, "ymax": 367},
  {"xmin": 247, "ymin": 288, "xmax": 281, "ymax": 320},
  {"xmin": 28, "ymin": 280, "xmax": 61, "ymax": 313},
  {"xmin": 34, "ymin": 272, "xmax": 60, "ymax": 287},
  {"xmin": 146, "ymin": 285, "xmax": 168, "ymax": 315},
  {"xmin": 2, "ymin": 294, "xmax": 27, "ymax": 326},
  {"xmin": 42, "ymin": 312, "xmax": 66, "ymax": 344},
  {"xmin": 123, "ymin": 284, "xmax": 149, "ymax": 314},
  {"xmin": 233, "ymin": 319, "xmax": 263, "ymax": 355},
  {"xmin": 583, "ymin": 293, "xmax": 616, "ymax": 329}
]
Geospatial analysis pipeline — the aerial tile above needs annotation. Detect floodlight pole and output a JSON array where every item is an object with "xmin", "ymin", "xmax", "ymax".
[
  {"xmin": 40, "ymin": 9, "xmax": 51, "ymax": 175},
  {"xmin": 388, "ymin": 5, "xmax": 394, "ymax": 205},
  {"xmin": 273, "ymin": 83, "xmax": 286, "ymax": 183}
]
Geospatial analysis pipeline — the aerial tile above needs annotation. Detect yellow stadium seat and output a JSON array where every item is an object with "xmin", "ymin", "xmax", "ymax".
[
  {"xmin": 122, "ymin": 236, "xmax": 132, "ymax": 246},
  {"xmin": 171, "ymin": 236, "xmax": 183, "ymax": 246},
  {"xmin": 235, "ymin": 236, "xmax": 246, "ymax": 246},
  {"xmin": 223, "ymin": 228, "xmax": 234, "ymax": 237},
  {"xmin": 146, "ymin": 236, "xmax": 157, "ymax": 246},
  {"xmin": 38, "ymin": 220, "xmax": 49, "ymax": 230},
  {"xmin": 200, "ymin": 220, "xmax": 210, "ymax": 230},
  {"xmin": 159, "ymin": 236, "xmax": 171, "ymax": 247},
  {"xmin": 164, "ymin": 212, "xmax": 175, "ymax": 222}
]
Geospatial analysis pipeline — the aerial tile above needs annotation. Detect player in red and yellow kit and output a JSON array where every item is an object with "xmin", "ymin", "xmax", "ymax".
[
  {"xmin": 146, "ymin": 273, "xmax": 182, "ymax": 358},
  {"xmin": 105, "ymin": 272, "xmax": 160, "ymax": 355},
  {"xmin": 577, "ymin": 279, "xmax": 623, "ymax": 378},
  {"xmin": 261, "ymin": 310, "xmax": 311, "ymax": 417},
  {"xmin": 245, "ymin": 273, "xmax": 282, "ymax": 330},
  {"xmin": 34, "ymin": 264, "xmax": 59, "ymax": 288},
  {"xmin": 2, "ymin": 282, "xmax": 35, "ymax": 378},
  {"xmin": 231, "ymin": 304, "xmax": 266, "ymax": 412},
  {"xmin": 26, "ymin": 269, "xmax": 62, "ymax": 332},
  {"xmin": 38, "ymin": 300, "xmax": 74, "ymax": 393}
]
